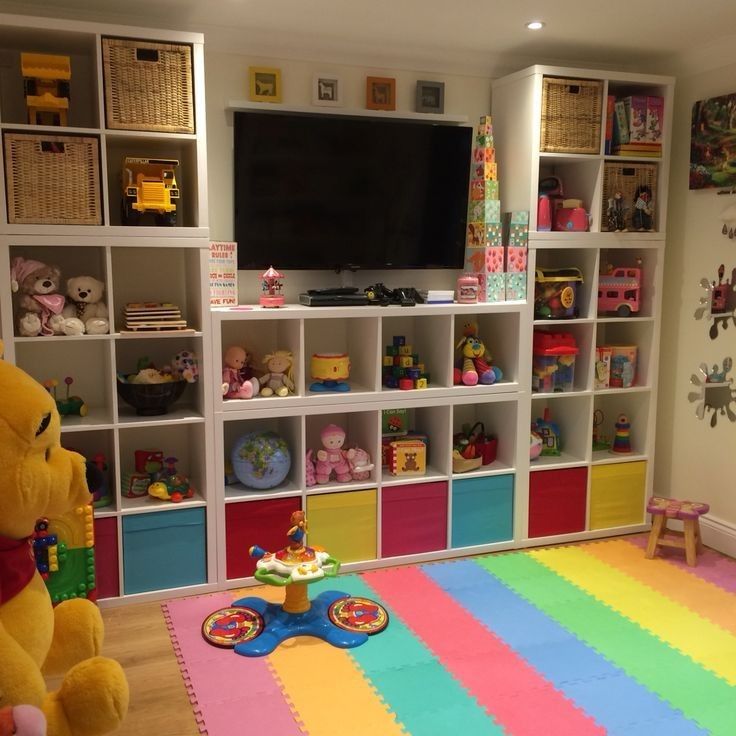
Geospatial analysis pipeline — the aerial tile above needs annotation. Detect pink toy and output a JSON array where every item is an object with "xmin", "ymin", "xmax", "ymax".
[
  {"xmin": 260, "ymin": 266, "xmax": 285, "ymax": 308},
  {"xmin": 315, "ymin": 424, "xmax": 352, "ymax": 484},
  {"xmin": 0, "ymin": 705, "xmax": 47, "ymax": 736},
  {"xmin": 222, "ymin": 346, "xmax": 259, "ymax": 399},
  {"xmin": 346, "ymin": 446, "xmax": 374, "ymax": 481},
  {"xmin": 453, "ymin": 321, "xmax": 502, "ymax": 386},
  {"xmin": 305, "ymin": 449, "xmax": 317, "ymax": 487},
  {"xmin": 10, "ymin": 256, "xmax": 71, "ymax": 337}
]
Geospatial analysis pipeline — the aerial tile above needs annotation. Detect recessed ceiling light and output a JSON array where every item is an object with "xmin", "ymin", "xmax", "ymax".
[{"xmin": 526, "ymin": 21, "xmax": 545, "ymax": 30}]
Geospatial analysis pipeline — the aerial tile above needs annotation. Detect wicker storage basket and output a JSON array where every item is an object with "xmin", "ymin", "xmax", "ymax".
[
  {"xmin": 602, "ymin": 162, "xmax": 658, "ymax": 232},
  {"xmin": 540, "ymin": 77, "xmax": 603, "ymax": 154},
  {"xmin": 4, "ymin": 132, "xmax": 102, "ymax": 225},
  {"xmin": 102, "ymin": 37, "xmax": 194, "ymax": 133}
]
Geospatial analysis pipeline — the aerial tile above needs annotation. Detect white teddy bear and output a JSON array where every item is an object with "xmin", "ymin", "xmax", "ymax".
[{"xmin": 62, "ymin": 276, "xmax": 110, "ymax": 335}]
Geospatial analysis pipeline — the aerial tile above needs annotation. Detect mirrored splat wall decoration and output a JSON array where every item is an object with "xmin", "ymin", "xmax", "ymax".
[
  {"xmin": 694, "ymin": 264, "xmax": 736, "ymax": 338},
  {"xmin": 688, "ymin": 358, "xmax": 736, "ymax": 426}
]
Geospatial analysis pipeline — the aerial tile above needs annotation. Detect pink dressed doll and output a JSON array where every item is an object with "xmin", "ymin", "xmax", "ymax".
[
  {"xmin": 222, "ymin": 345, "xmax": 259, "ymax": 399},
  {"xmin": 315, "ymin": 424, "xmax": 352, "ymax": 484}
]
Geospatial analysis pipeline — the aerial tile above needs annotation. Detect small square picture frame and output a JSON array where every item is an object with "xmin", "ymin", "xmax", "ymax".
[
  {"xmin": 366, "ymin": 76, "xmax": 396, "ymax": 111},
  {"xmin": 416, "ymin": 80, "xmax": 445, "ymax": 114},
  {"xmin": 312, "ymin": 73, "xmax": 343, "ymax": 107},
  {"xmin": 249, "ymin": 66, "xmax": 282, "ymax": 103}
]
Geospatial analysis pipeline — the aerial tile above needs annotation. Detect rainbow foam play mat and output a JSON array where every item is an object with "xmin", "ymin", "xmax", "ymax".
[{"xmin": 163, "ymin": 536, "xmax": 736, "ymax": 735}]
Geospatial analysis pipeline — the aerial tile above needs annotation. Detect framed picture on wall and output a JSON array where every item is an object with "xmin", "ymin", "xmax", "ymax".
[
  {"xmin": 249, "ymin": 66, "xmax": 282, "ymax": 103},
  {"xmin": 366, "ymin": 76, "xmax": 396, "ymax": 111},
  {"xmin": 313, "ymin": 73, "xmax": 343, "ymax": 107},
  {"xmin": 416, "ymin": 80, "xmax": 445, "ymax": 114}
]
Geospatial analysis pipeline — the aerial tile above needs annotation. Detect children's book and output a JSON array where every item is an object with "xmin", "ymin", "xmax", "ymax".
[
  {"xmin": 613, "ymin": 99, "xmax": 629, "ymax": 145},
  {"xmin": 646, "ymin": 96, "xmax": 664, "ymax": 144},
  {"xmin": 388, "ymin": 440, "xmax": 427, "ymax": 476},
  {"xmin": 605, "ymin": 95, "xmax": 615, "ymax": 154}
]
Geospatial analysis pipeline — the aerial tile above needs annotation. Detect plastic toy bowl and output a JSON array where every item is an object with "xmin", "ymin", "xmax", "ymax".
[{"xmin": 116, "ymin": 380, "xmax": 187, "ymax": 416}]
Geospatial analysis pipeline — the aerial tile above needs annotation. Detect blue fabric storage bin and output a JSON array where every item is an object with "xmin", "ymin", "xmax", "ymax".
[
  {"xmin": 122, "ymin": 508, "xmax": 206, "ymax": 594},
  {"xmin": 451, "ymin": 474, "xmax": 514, "ymax": 548}
]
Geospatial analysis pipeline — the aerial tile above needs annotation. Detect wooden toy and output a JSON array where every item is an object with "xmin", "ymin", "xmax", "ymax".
[
  {"xmin": 122, "ymin": 157, "xmax": 179, "ymax": 226},
  {"xmin": 42, "ymin": 376, "xmax": 87, "ymax": 417},
  {"xmin": 21, "ymin": 52, "xmax": 70, "ymax": 126},
  {"xmin": 382, "ymin": 336, "xmax": 430, "ymax": 389},
  {"xmin": 260, "ymin": 266, "xmax": 285, "ymax": 307},
  {"xmin": 611, "ymin": 413, "xmax": 633, "ymax": 453},
  {"xmin": 533, "ymin": 408, "xmax": 561, "ymax": 456},
  {"xmin": 122, "ymin": 302, "xmax": 189, "ymax": 332},
  {"xmin": 645, "ymin": 496, "xmax": 710, "ymax": 567}
]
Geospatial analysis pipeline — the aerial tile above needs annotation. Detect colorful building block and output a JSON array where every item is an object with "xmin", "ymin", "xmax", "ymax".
[
  {"xmin": 486, "ymin": 272, "xmax": 506, "ymax": 302},
  {"xmin": 398, "ymin": 345, "xmax": 413, "ymax": 355},
  {"xmin": 506, "ymin": 246, "xmax": 527, "ymax": 273},
  {"xmin": 505, "ymin": 271, "xmax": 527, "ymax": 300}
]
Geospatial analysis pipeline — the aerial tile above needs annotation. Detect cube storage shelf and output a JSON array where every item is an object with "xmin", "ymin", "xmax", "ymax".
[
  {"xmin": 0, "ymin": 14, "xmax": 215, "ymax": 604},
  {"xmin": 493, "ymin": 65, "xmax": 673, "ymax": 543}
]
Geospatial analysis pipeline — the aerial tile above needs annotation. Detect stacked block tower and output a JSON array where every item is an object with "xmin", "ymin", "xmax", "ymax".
[
  {"xmin": 464, "ymin": 116, "xmax": 529, "ymax": 302},
  {"xmin": 382, "ymin": 336, "xmax": 429, "ymax": 390}
]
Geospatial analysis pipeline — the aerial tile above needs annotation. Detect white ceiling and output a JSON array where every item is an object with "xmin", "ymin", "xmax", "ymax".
[{"xmin": 3, "ymin": 0, "xmax": 736, "ymax": 76}]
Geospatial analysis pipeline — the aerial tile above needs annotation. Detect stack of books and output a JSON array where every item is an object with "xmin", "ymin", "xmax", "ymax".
[
  {"xmin": 605, "ymin": 94, "xmax": 663, "ymax": 157},
  {"xmin": 123, "ymin": 302, "xmax": 189, "ymax": 332}
]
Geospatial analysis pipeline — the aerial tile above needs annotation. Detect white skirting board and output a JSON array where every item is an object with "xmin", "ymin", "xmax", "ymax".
[{"xmin": 701, "ymin": 514, "xmax": 736, "ymax": 559}]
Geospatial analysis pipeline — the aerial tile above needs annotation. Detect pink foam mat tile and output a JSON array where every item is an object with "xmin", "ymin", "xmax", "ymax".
[
  {"xmin": 186, "ymin": 662, "xmax": 281, "ymax": 702},
  {"xmin": 195, "ymin": 691, "xmax": 303, "ymax": 736}
]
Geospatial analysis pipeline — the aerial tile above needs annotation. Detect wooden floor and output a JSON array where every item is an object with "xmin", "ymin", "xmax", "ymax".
[{"xmin": 98, "ymin": 602, "xmax": 199, "ymax": 735}]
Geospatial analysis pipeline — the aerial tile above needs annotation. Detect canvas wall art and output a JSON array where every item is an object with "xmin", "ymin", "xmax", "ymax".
[{"xmin": 690, "ymin": 92, "xmax": 736, "ymax": 189}]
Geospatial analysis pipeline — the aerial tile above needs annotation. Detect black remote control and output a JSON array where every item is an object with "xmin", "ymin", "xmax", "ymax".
[{"xmin": 307, "ymin": 287, "xmax": 359, "ymax": 295}]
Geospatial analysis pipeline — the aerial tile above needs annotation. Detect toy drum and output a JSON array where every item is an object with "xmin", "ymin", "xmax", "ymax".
[{"xmin": 311, "ymin": 353, "xmax": 350, "ymax": 381}]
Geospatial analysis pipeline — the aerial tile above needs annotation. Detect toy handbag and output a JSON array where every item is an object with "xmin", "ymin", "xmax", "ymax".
[{"xmin": 452, "ymin": 422, "xmax": 498, "ymax": 473}]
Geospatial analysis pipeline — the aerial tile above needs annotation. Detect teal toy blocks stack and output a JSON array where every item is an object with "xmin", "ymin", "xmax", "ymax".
[{"xmin": 504, "ymin": 210, "xmax": 529, "ymax": 300}]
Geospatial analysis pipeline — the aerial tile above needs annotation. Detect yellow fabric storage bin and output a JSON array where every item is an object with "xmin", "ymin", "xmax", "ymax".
[
  {"xmin": 589, "ymin": 461, "xmax": 646, "ymax": 530},
  {"xmin": 306, "ymin": 489, "xmax": 377, "ymax": 563}
]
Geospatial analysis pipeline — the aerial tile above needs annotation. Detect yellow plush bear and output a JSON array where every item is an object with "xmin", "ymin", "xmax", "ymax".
[{"xmin": 0, "ymin": 340, "xmax": 129, "ymax": 735}]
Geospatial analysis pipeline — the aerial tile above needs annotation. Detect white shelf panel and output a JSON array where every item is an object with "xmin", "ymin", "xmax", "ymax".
[
  {"xmin": 116, "ymin": 406, "xmax": 205, "ymax": 427},
  {"xmin": 451, "ymin": 461, "xmax": 516, "ymax": 481},
  {"xmin": 104, "ymin": 129, "xmax": 198, "ymax": 142},
  {"xmin": 14, "ymin": 334, "xmax": 113, "ymax": 343},
  {"xmin": 593, "ymin": 386, "xmax": 651, "ymax": 396},
  {"xmin": 115, "ymin": 331, "xmax": 202, "ymax": 340},
  {"xmin": 225, "ymin": 484, "xmax": 302, "ymax": 503},
  {"xmin": 0, "ymin": 224, "xmax": 209, "ymax": 240},
  {"xmin": 119, "ymin": 493, "xmax": 207, "ymax": 515},
  {"xmin": 381, "ymin": 466, "xmax": 448, "ymax": 487},
  {"xmin": 591, "ymin": 451, "xmax": 648, "ymax": 465},
  {"xmin": 530, "ymin": 454, "xmax": 589, "ymax": 471},
  {"xmin": 92, "ymin": 507, "xmax": 118, "ymax": 519},
  {"xmin": 305, "ymin": 480, "xmax": 378, "ymax": 496},
  {"xmin": 0, "ymin": 123, "xmax": 100, "ymax": 136},
  {"xmin": 59, "ymin": 409, "xmax": 114, "ymax": 433}
]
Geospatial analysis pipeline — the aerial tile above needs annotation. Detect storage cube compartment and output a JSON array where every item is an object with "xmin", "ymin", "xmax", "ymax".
[
  {"xmin": 591, "ymin": 393, "xmax": 650, "ymax": 460},
  {"xmin": 598, "ymin": 247, "xmax": 659, "ymax": 319},
  {"xmin": 535, "ymin": 159, "xmax": 601, "ymax": 232},
  {"xmin": 0, "ymin": 29, "xmax": 100, "ymax": 127},
  {"xmin": 105, "ymin": 137, "xmax": 199, "ymax": 227},
  {"xmin": 589, "ymin": 460, "xmax": 647, "ymax": 530},
  {"xmin": 62, "ymin": 429, "xmax": 117, "ymax": 512},
  {"xmin": 380, "ymin": 314, "xmax": 452, "ymax": 390},
  {"xmin": 532, "ymin": 323, "xmax": 592, "ymax": 393},
  {"xmin": 306, "ymin": 489, "xmax": 377, "ymax": 563},
  {"xmin": 111, "ymin": 247, "xmax": 204, "ymax": 332},
  {"xmin": 220, "ymin": 317, "xmax": 301, "ymax": 403},
  {"xmin": 4, "ymin": 131, "xmax": 102, "ymax": 225},
  {"xmin": 531, "ymin": 393, "xmax": 592, "ymax": 465},
  {"xmin": 534, "ymin": 247, "xmax": 597, "ymax": 319},
  {"xmin": 304, "ymin": 316, "xmax": 379, "ymax": 395},
  {"xmin": 225, "ymin": 497, "xmax": 302, "ymax": 580},
  {"xmin": 595, "ymin": 321, "xmax": 653, "ymax": 390},
  {"xmin": 451, "ymin": 474, "xmax": 514, "ymax": 548},
  {"xmin": 528, "ymin": 467, "xmax": 587, "ymax": 538},
  {"xmin": 606, "ymin": 81, "xmax": 667, "ymax": 158},
  {"xmin": 305, "ymin": 410, "xmax": 378, "ymax": 489},
  {"xmin": 601, "ymin": 162, "xmax": 658, "ymax": 232},
  {"xmin": 452, "ymin": 399, "xmax": 517, "ymax": 475},
  {"xmin": 540, "ymin": 77, "xmax": 603, "ymax": 154},
  {"xmin": 102, "ymin": 36, "xmax": 194, "ymax": 133},
  {"xmin": 224, "ymin": 415, "xmax": 302, "ymax": 496},
  {"xmin": 381, "ymin": 481, "xmax": 448, "ymax": 557},
  {"xmin": 115, "ymin": 334, "xmax": 203, "ymax": 421},
  {"xmin": 93, "ymin": 516, "xmax": 119, "ymax": 599},
  {"xmin": 14, "ymin": 339, "xmax": 114, "ymax": 429},
  {"xmin": 452, "ymin": 311, "xmax": 520, "ymax": 388},
  {"xmin": 122, "ymin": 507, "xmax": 206, "ymax": 594},
  {"xmin": 8, "ymin": 244, "xmax": 110, "ymax": 337},
  {"xmin": 118, "ymin": 422, "xmax": 206, "ymax": 511},
  {"xmin": 381, "ymin": 404, "xmax": 451, "ymax": 481}
]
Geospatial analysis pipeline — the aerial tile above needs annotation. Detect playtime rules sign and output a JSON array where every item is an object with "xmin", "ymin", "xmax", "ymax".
[{"xmin": 209, "ymin": 241, "xmax": 238, "ymax": 306}]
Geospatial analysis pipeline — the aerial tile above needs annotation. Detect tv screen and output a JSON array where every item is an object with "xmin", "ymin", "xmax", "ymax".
[{"xmin": 234, "ymin": 111, "xmax": 472, "ymax": 270}]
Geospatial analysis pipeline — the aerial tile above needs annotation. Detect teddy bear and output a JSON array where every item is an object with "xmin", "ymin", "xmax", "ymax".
[
  {"xmin": 62, "ymin": 276, "xmax": 110, "ymax": 335},
  {"xmin": 9, "ymin": 257, "xmax": 83, "ymax": 338},
  {"xmin": 0, "ymin": 339, "xmax": 129, "ymax": 736}
]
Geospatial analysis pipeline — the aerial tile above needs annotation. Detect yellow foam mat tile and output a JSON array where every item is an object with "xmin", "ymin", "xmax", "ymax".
[
  {"xmin": 268, "ymin": 639, "xmax": 405, "ymax": 736},
  {"xmin": 530, "ymin": 545, "xmax": 736, "ymax": 685},
  {"xmin": 584, "ymin": 539, "xmax": 736, "ymax": 636}
]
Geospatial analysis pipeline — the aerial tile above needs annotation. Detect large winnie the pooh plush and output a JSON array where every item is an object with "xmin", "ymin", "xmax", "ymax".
[{"xmin": 0, "ymin": 340, "xmax": 129, "ymax": 735}]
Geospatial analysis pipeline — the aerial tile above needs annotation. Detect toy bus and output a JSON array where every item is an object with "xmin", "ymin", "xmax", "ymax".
[{"xmin": 598, "ymin": 267, "xmax": 641, "ymax": 317}]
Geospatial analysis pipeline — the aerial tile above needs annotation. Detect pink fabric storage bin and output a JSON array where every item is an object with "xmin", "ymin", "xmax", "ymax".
[
  {"xmin": 381, "ymin": 481, "xmax": 448, "ymax": 557},
  {"xmin": 94, "ymin": 516, "xmax": 119, "ymax": 599}
]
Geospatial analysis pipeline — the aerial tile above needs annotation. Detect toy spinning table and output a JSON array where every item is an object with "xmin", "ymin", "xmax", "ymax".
[{"xmin": 202, "ymin": 512, "xmax": 388, "ymax": 657}]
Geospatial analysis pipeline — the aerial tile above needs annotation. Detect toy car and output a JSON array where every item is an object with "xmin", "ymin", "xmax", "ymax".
[{"xmin": 122, "ymin": 157, "xmax": 180, "ymax": 226}]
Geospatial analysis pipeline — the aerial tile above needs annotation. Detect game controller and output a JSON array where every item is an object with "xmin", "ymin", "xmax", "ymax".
[{"xmin": 364, "ymin": 283, "xmax": 423, "ymax": 306}]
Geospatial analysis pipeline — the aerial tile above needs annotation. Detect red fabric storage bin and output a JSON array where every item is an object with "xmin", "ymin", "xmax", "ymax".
[
  {"xmin": 94, "ymin": 516, "xmax": 119, "ymax": 599},
  {"xmin": 381, "ymin": 481, "xmax": 448, "ymax": 557},
  {"xmin": 528, "ymin": 467, "xmax": 587, "ymax": 538},
  {"xmin": 225, "ymin": 498, "xmax": 302, "ymax": 580}
]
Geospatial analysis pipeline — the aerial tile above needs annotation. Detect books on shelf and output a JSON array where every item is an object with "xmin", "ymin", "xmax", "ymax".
[{"xmin": 611, "ymin": 94, "xmax": 663, "ymax": 156}]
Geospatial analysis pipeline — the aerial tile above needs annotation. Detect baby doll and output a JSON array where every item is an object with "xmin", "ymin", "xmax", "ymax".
[
  {"xmin": 222, "ymin": 345, "xmax": 259, "ymax": 399},
  {"xmin": 315, "ymin": 424, "xmax": 352, "ymax": 483},
  {"xmin": 260, "ymin": 350, "xmax": 295, "ymax": 397}
]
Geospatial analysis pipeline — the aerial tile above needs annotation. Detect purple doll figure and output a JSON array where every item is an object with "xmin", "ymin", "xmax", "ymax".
[{"xmin": 315, "ymin": 424, "xmax": 352, "ymax": 483}]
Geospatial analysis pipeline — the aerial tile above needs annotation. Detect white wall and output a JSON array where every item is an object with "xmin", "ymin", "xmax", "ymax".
[
  {"xmin": 656, "ymin": 59, "xmax": 736, "ymax": 556},
  {"xmin": 204, "ymin": 50, "xmax": 493, "ymax": 302}
]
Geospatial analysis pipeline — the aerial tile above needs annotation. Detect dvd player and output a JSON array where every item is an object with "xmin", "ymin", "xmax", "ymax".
[{"xmin": 299, "ymin": 292, "xmax": 370, "ymax": 306}]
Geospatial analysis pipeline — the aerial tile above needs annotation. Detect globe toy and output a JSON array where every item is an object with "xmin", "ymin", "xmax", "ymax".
[{"xmin": 231, "ymin": 430, "xmax": 291, "ymax": 489}]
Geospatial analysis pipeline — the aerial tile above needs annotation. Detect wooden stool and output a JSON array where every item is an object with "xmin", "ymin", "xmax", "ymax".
[{"xmin": 645, "ymin": 496, "xmax": 709, "ymax": 567}]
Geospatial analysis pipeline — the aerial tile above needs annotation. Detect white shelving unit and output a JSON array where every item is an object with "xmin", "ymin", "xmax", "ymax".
[
  {"xmin": 212, "ymin": 302, "xmax": 532, "ymax": 586},
  {"xmin": 0, "ymin": 14, "xmax": 215, "ymax": 605},
  {"xmin": 492, "ymin": 65, "xmax": 675, "ymax": 543}
]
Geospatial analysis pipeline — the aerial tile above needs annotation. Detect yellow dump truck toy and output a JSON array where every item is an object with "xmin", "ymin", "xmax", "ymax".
[
  {"xmin": 21, "ymin": 52, "xmax": 71, "ymax": 126},
  {"xmin": 122, "ymin": 157, "xmax": 180, "ymax": 226}
]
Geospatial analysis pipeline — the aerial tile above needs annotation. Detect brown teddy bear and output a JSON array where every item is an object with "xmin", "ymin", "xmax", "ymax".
[
  {"xmin": 0, "ymin": 339, "xmax": 129, "ymax": 735},
  {"xmin": 62, "ymin": 276, "xmax": 110, "ymax": 335}
]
